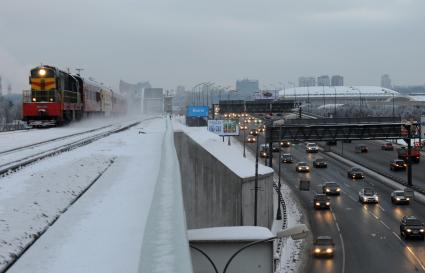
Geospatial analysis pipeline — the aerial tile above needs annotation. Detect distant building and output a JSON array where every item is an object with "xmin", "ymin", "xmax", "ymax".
[
  {"xmin": 298, "ymin": 77, "xmax": 316, "ymax": 87},
  {"xmin": 236, "ymin": 79, "xmax": 259, "ymax": 99},
  {"xmin": 119, "ymin": 80, "xmax": 151, "ymax": 113},
  {"xmin": 331, "ymin": 75, "xmax": 344, "ymax": 86},
  {"xmin": 381, "ymin": 74, "xmax": 392, "ymax": 89},
  {"xmin": 317, "ymin": 75, "xmax": 330, "ymax": 87},
  {"xmin": 143, "ymin": 88, "xmax": 164, "ymax": 114}
]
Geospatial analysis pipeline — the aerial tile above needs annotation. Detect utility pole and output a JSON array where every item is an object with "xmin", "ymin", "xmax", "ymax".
[
  {"xmin": 254, "ymin": 132, "xmax": 260, "ymax": 226},
  {"xmin": 405, "ymin": 124, "xmax": 413, "ymax": 186},
  {"xmin": 276, "ymin": 125, "xmax": 282, "ymax": 220}
]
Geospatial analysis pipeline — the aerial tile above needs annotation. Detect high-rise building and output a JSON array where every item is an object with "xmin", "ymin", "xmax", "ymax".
[
  {"xmin": 381, "ymin": 74, "xmax": 392, "ymax": 89},
  {"xmin": 236, "ymin": 79, "xmax": 259, "ymax": 99},
  {"xmin": 331, "ymin": 75, "xmax": 344, "ymax": 86},
  {"xmin": 298, "ymin": 77, "xmax": 316, "ymax": 87},
  {"xmin": 317, "ymin": 75, "xmax": 330, "ymax": 86}
]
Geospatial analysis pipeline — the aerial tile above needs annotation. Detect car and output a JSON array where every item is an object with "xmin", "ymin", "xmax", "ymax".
[
  {"xmin": 390, "ymin": 159, "xmax": 407, "ymax": 171},
  {"xmin": 281, "ymin": 153, "xmax": 293, "ymax": 163},
  {"xmin": 247, "ymin": 136, "xmax": 256, "ymax": 143},
  {"xmin": 306, "ymin": 142, "xmax": 319, "ymax": 153},
  {"xmin": 239, "ymin": 124, "xmax": 248, "ymax": 130},
  {"xmin": 260, "ymin": 150, "xmax": 269, "ymax": 158},
  {"xmin": 314, "ymin": 194, "xmax": 331, "ymax": 209},
  {"xmin": 313, "ymin": 158, "xmax": 328, "ymax": 168},
  {"xmin": 313, "ymin": 236, "xmax": 335, "ymax": 258},
  {"xmin": 347, "ymin": 167, "xmax": 364, "ymax": 179},
  {"xmin": 381, "ymin": 142, "xmax": 394, "ymax": 151},
  {"xmin": 280, "ymin": 140, "xmax": 291, "ymax": 148},
  {"xmin": 400, "ymin": 216, "xmax": 425, "ymax": 240},
  {"xmin": 296, "ymin": 162, "xmax": 310, "ymax": 172},
  {"xmin": 391, "ymin": 190, "xmax": 411, "ymax": 205},
  {"xmin": 249, "ymin": 129, "xmax": 258, "ymax": 135},
  {"xmin": 358, "ymin": 188, "xmax": 379, "ymax": 203},
  {"xmin": 355, "ymin": 144, "xmax": 368, "ymax": 153},
  {"xmin": 322, "ymin": 182, "xmax": 341, "ymax": 195},
  {"xmin": 271, "ymin": 144, "xmax": 280, "ymax": 153}
]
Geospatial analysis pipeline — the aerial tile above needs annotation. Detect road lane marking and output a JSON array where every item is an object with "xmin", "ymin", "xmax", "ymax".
[
  {"xmin": 406, "ymin": 246, "xmax": 425, "ymax": 272},
  {"xmin": 380, "ymin": 220, "xmax": 391, "ymax": 230},
  {"xmin": 335, "ymin": 222, "xmax": 341, "ymax": 232},
  {"xmin": 369, "ymin": 212, "xmax": 379, "ymax": 220},
  {"xmin": 339, "ymin": 232, "xmax": 346, "ymax": 273},
  {"xmin": 393, "ymin": 231, "xmax": 402, "ymax": 241},
  {"xmin": 378, "ymin": 205, "xmax": 386, "ymax": 212}
]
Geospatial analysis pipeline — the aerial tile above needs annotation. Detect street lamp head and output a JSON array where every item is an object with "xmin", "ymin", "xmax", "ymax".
[{"xmin": 276, "ymin": 224, "xmax": 309, "ymax": 240}]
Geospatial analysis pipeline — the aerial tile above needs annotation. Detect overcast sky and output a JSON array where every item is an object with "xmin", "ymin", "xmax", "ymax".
[{"xmin": 1, "ymin": 0, "xmax": 424, "ymax": 93}]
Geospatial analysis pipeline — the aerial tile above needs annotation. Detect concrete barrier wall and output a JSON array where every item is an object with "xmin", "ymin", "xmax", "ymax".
[{"xmin": 174, "ymin": 131, "xmax": 273, "ymax": 229}]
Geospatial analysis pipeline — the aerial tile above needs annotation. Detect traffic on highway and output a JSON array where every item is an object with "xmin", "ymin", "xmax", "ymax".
[{"xmin": 237, "ymin": 112, "xmax": 425, "ymax": 273}]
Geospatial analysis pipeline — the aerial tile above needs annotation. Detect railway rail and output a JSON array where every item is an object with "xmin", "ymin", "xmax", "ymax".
[{"xmin": 0, "ymin": 122, "xmax": 139, "ymax": 177}]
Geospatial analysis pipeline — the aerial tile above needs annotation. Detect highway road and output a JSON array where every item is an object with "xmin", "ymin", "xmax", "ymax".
[
  {"xmin": 243, "ymin": 131, "xmax": 425, "ymax": 273},
  {"xmin": 325, "ymin": 140, "xmax": 425, "ymax": 189}
]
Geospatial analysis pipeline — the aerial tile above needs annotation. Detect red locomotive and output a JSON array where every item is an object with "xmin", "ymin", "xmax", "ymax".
[{"xmin": 22, "ymin": 65, "xmax": 126, "ymax": 126}]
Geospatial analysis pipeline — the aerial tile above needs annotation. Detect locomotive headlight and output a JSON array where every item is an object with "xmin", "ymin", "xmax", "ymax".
[{"xmin": 38, "ymin": 69, "xmax": 46, "ymax": 76}]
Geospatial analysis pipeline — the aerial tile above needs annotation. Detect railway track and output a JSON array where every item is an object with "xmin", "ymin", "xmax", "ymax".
[
  {"xmin": 0, "ymin": 122, "xmax": 140, "ymax": 177},
  {"xmin": 0, "ymin": 124, "xmax": 113, "ymax": 156}
]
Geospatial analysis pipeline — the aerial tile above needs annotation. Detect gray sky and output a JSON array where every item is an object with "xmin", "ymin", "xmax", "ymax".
[{"xmin": 1, "ymin": 0, "xmax": 425, "ymax": 93}]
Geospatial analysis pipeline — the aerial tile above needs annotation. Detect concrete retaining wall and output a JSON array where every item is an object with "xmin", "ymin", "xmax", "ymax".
[{"xmin": 174, "ymin": 131, "xmax": 273, "ymax": 229}]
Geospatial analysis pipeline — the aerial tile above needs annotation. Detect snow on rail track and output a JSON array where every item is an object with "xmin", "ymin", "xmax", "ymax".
[
  {"xmin": 0, "ymin": 117, "xmax": 158, "ymax": 272},
  {"xmin": 0, "ymin": 122, "xmax": 138, "ymax": 177}
]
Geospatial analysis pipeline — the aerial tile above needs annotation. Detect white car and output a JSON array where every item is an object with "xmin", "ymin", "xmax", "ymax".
[
  {"xmin": 296, "ymin": 162, "xmax": 310, "ymax": 172},
  {"xmin": 359, "ymin": 188, "xmax": 379, "ymax": 204},
  {"xmin": 306, "ymin": 143, "xmax": 319, "ymax": 153}
]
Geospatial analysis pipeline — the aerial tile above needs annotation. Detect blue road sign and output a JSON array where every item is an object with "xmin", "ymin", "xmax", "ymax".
[{"xmin": 187, "ymin": 106, "xmax": 209, "ymax": 117}]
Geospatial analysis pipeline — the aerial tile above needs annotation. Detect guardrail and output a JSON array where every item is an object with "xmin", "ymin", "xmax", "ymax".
[{"xmin": 138, "ymin": 118, "xmax": 193, "ymax": 273}]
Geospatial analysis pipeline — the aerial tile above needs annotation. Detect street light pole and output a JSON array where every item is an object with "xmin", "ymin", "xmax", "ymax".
[
  {"xmin": 254, "ymin": 132, "xmax": 259, "ymax": 226},
  {"xmin": 276, "ymin": 125, "xmax": 282, "ymax": 220},
  {"xmin": 243, "ymin": 128, "xmax": 246, "ymax": 157}
]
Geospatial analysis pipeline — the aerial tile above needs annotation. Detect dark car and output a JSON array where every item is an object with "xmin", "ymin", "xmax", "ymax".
[
  {"xmin": 313, "ymin": 158, "xmax": 328, "ymax": 168},
  {"xmin": 281, "ymin": 153, "xmax": 293, "ymax": 163},
  {"xmin": 381, "ymin": 142, "xmax": 394, "ymax": 151},
  {"xmin": 322, "ymin": 182, "xmax": 341, "ymax": 195},
  {"xmin": 280, "ymin": 140, "xmax": 291, "ymax": 148},
  {"xmin": 271, "ymin": 144, "xmax": 280, "ymax": 153},
  {"xmin": 390, "ymin": 159, "xmax": 407, "ymax": 171},
  {"xmin": 314, "ymin": 194, "xmax": 331, "ymax": 209},
  {"xmin": 400, "ymin": 216, "xmax": 425, "ymax": 240},
  {"xmin": 347, "ymin": 167, "xmax": 364, "ymax": 179},
  {"xmin": 355, "ymin": 144, "xmax": 368, "ymax": 153},
  {"xmin": 391, "ymin": 190, "xmax": 410, "ymax": 205},
  {"xmin": 313, "ymin": 236, "xmax": 335, "ymax": 258}
]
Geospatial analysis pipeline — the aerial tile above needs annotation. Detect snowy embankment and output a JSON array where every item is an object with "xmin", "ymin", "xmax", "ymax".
[
  {"xmin": 3, "ymin": 117, "xmax": 166, "ymax": 273},
  {"xmin": 173, "ymin": 121, "xmax": 273, "ymax": 178},
  {"xmin": 174, "ymin": 120, "xmax": 304, "ymax": 272}
]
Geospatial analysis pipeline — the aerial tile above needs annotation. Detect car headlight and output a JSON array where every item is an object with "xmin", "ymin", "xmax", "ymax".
[
  {"xmin": 375, "ymin": 196, "xmax": 379, "ymax": 200},
  {"xmin": 32, "ymin": 97, "xmax": 37, "ymax": 102},
  {"xmin": 314, "ymin": 248, "xmax": 321, "ymax": 253},
  {"xmin": 336, "ymin": 188, "xmax": 341, "ymax": 192},
  {"xmin": 396, "ymin": 198, "xmax": 400, "ymax": 201},
  {"xmin": 315, "ymin": 202, "xmax": 320, "ymax": 206},
  {"xmin": 306, "ymin": 167, "xmax": 310, "ymax": 170},
  {"xmin": 407, "ymin": 229, "xmax": 412, "ymax": 233},
  {"xmin": 420, "ymin": 229, "xmax": 424, "ymax": 233},
  {"xmin": 326, "ymin": 248, "xmax": 333, "ymax": 253},
  {"xmin": 406, "ymin": 198, "xmax": 410, "ymax": 201},
  {"xmin": 326, "ymin": 202, "xmax": 330, "ymax": 206},
  {"xmin": 326, "ymin": 189, "xmax": 330, "ymax": 192}
]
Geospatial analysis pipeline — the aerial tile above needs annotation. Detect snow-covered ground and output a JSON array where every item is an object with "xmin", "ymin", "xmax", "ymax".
[
  {"xmin": 173, "ymin": 119, "xmax": 273, "ymax": 178},
  {"xmin": 3, "ymin": 116, "xmax": 166, "ymax": 273}
]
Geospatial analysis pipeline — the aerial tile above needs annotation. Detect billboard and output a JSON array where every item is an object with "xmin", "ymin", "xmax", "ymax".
[
  {"xmin": 254, "ymin": 90, "xmax": 277, "ymax": 100},
  {"xmin": 208, "ymin": 120, "xmax": 240, "ymax": 136},
  {"xmin": 187, "ymin": 106, "xmax": 209, "ymax": 117}
]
